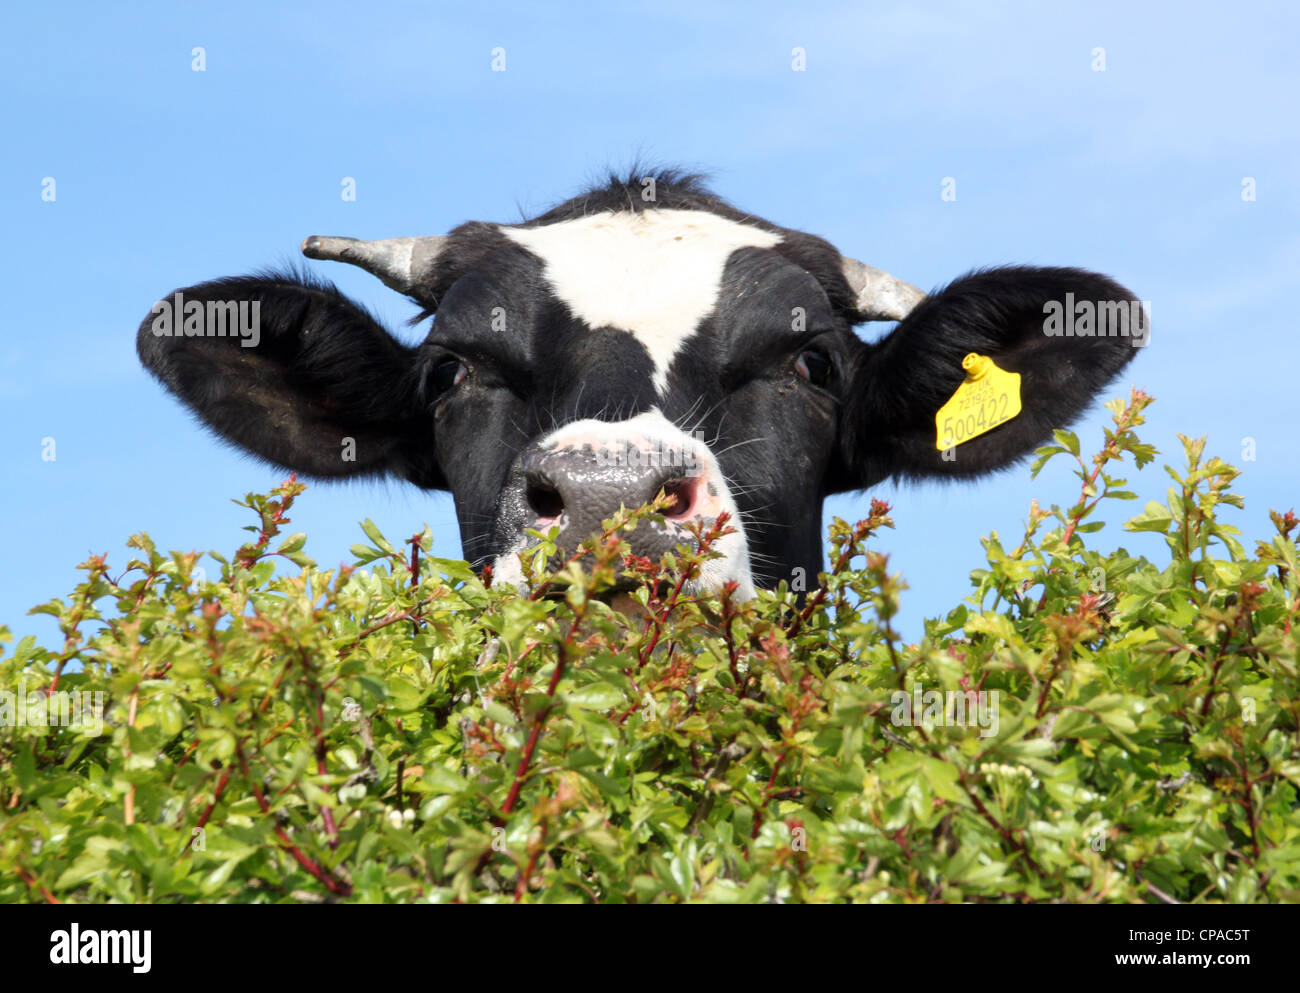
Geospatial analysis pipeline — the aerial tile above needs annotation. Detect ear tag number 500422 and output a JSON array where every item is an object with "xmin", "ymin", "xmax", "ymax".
[{"xmin": 935, "ymin": 353, "xmax": 1022, "ymax": 451}]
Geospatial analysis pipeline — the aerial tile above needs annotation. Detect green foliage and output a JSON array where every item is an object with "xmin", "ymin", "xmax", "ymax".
[{"xmin": 2, "ymin": 390, "xmax": 1297, "ymax": 903}]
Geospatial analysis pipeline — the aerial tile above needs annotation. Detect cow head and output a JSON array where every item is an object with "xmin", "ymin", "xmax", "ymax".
[{"xmin": 137, "ymin": 171, "xmax": 1145, "ymax": 595}]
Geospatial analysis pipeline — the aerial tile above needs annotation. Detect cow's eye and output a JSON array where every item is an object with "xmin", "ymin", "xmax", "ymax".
[
  {"xmin": 794, "ymin": 350, "xmax": 833, "ymax": 387},
  {"xmin": 430, "ymin": 358, "xmax": 468, "ymax": 395}
]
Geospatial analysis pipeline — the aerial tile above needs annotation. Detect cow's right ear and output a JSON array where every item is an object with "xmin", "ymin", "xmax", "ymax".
[{"xmin": 137, "ymin": 273, "xmax": 444, "ymax": 488}]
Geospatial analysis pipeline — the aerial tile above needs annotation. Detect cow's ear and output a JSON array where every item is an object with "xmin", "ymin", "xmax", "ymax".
[
  {"xmin": 838, "ymin": 266, "xmax": 1145, "ymax": 489},
  {"xmin": 137, "ymin": 272, "xmax": 444, "ymax": 488}
]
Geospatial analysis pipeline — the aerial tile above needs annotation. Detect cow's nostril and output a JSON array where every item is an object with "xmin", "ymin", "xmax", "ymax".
[
  {"xmin": 659, "ymin": 477, "xmax": 696, "ymax": 519},
  {"xmin": 526, "ymin": 479, "xmax": 564, "ymax": 520}
]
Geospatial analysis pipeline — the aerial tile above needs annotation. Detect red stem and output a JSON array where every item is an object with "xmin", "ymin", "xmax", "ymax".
[
  {"xmin": 237, "ymin": 745, "xmax": 352, "ymax": 897},
  {"xmin": 515, "ymin": 821, "xmax": 549, "ymax": 902},
  {"xmin": 16, "ymin": 867, "xmax": 61, "ymax": 904},
  {"xmin": 500, "ymin": 614, "xmax": 582, "ymax": 818}
]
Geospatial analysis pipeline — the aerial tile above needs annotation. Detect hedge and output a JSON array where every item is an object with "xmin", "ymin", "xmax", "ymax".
[{"xmin": 2, "ymin": 389, "xmax": 1297, "ymax": 903}]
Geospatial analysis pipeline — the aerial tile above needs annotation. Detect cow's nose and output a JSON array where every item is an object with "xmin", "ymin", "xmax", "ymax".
[
  {"xmin": 521, "ymin": 447, "xmax": 699, "ymax": 541},
  {"xmin": 489, "ymin": 412, "xmax": 754, "ymax": 597}
]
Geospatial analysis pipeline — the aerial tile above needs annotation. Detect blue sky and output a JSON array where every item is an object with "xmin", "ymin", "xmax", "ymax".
[{"xmin": 2, "ymin": 1, "xmax": 1296, "ymax": 646}]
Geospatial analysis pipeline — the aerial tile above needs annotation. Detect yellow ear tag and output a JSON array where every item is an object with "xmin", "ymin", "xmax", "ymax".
[{"xmin": 934, "ymin": 353, "xmax": 1021, "ymax": 450}]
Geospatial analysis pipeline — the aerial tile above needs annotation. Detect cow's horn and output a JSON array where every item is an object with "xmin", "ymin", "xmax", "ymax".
[
  {"xmin": 301, "ymin": 235, "xmax": 447, "ymax": 297},
  {"xmin": 839, "ymin": 258, "xmax": 925, "ymax": 322}
]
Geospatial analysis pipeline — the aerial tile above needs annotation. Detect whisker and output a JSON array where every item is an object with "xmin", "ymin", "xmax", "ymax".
[{"xmin": 710, "ymin": 436, "xmax": 771, "ymax": 460}]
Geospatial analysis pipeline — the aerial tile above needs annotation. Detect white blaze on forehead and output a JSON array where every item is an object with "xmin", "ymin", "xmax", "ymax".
[{"xmin": 501, "ymin": 209, "xmax": 782, "ymax": 394}]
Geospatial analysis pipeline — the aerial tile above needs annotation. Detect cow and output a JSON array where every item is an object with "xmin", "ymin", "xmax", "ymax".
[{"xmin": 137, "ymin": 170, "xmax": 1145, "ymax": 597}]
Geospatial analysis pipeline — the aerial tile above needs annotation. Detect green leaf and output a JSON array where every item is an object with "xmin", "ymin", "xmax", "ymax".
[
  {"xmin": 1053, "ymin": 429, "xmax": 1080, "ymax": 457},
  {"xmin": 1125, "ymin": 501, "xmax": 1174, "ymax": 533},
  {"xmin": 565, "ymin": 684, "xmax": 626, "ymax": 710},
  {"xmin": 277, "ymin": 533, "xmax": 308, "ymax": 554},
  {"xmin": 360, "ymin": 519, "xmax": 397, "ymax": 555}
]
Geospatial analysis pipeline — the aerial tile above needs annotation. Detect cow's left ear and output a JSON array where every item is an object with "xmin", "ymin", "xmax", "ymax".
[{"xmin": 837, "ymin": 266, "xmax": 1146, "ymax": 488}]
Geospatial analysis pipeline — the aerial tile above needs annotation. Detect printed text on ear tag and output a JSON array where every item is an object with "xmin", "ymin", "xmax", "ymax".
[{"xmin": 934, "ymin": 353, "xmax": 1022, "ymax": 451}]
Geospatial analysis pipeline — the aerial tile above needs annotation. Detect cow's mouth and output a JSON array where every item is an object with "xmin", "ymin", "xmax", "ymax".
[{"xmin": 538, "ymin": 576, "xmax": 673, "ymax": 606}]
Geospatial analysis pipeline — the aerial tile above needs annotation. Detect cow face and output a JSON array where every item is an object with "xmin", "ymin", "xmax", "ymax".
[{"xmin": 137, "ymin": 172, "xmax": 1145, "ymax": 595}]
